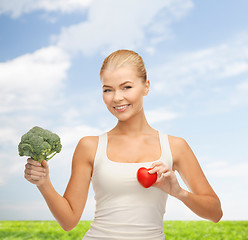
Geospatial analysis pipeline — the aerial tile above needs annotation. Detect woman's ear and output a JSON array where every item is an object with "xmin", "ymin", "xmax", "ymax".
[{"xmin": 144, "ymin": 79, "xmax": 150, "ymax": 96}]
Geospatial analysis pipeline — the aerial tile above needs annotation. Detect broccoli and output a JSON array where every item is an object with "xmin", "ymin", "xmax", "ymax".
[{"xmin": 18, "ymin": 126, "xmax": 62, "ymax": 163}]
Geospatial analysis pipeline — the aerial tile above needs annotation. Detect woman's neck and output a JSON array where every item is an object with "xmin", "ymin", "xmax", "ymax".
[{"xmin": 111, "ymin": 109, "xmax": 155, "ymax": 136}]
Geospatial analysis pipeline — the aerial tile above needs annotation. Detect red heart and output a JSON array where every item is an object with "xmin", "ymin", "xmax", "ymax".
[{"xmin": 137, "ymin": 167, "xmax": 157, "ymax": 188}]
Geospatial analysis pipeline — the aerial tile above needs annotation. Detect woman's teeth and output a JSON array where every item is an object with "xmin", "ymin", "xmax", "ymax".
[{"xmin": 114, "ymin": 104, "xmax": 129, "ymax": 110}]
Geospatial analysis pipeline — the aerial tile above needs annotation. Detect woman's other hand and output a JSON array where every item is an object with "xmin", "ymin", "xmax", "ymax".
[
  {"xmin": 24, "ymin": 158, "xmax": 50, "ymax": 187},
  {"xmin": 148, "ymin": 161, "xmax": 183, "ymax": 198}
]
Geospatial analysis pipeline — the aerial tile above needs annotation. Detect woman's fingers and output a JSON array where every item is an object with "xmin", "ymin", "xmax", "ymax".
[
  {"xmin": 25, "ymin": 167, "xmax": 46, "ymax": 177},
  {"xmin": 24, "ymin": 158, "xmax": 48, "ymax": 182},
  {"xmin": 24, "ymin": 170, "xmax": 46, "ymax": 182},
  {"xmin": 25, "ymin": 163, "xmax": 45, "ymax": 173},
  {"xmin": 27, "ymin": 158, "xmax": 42, "ymax": 166},
  {"xmin": 28, "ymin": 179, "xmax": 40, "ymax": 184},
  {"xmin": 148, "ymin": 161, "xmax": 170, "ymax": 176},
  {"xmin": 25, "ymin": 173, "xmax": 40, "ymax": 181},
  {"xmin": 41, "ymin": 160, "xmax": 49, "ymax": 169},
  {"xmin": 160, "ymin": 171, "xmax": 171, "ymax": 179}
]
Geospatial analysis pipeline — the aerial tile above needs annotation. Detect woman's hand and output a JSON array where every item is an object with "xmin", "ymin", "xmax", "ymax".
[
  {"xmin": 24, "ymin": 158, "xmax": 50, "ymax": 187},
  {"xmin": 148, "ymin": 161, "xmax": 183, "ymax": 198}
]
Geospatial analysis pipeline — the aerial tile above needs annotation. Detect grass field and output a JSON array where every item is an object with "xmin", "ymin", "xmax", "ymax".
[{"xmin": 0, "ymin": 221, "xmax": 247, "ymax": 239}]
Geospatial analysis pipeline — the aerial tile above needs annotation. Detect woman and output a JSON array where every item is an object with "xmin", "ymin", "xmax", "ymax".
[{"xmin": 24, "ymin": 49, "xmax": 223, "ymax": 239}]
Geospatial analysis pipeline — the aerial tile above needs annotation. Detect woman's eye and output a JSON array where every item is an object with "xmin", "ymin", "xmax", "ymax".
[
  {"xmin": 124, "ymin": 86, "xmax": 132, "ymax": 90},
  {"xmin": 103, "ymin": 89, "xmax": 111, "ymax": 93}
]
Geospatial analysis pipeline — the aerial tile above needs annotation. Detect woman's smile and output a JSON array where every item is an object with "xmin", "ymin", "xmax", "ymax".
[{"xmin": 113, "ymin": 104, "xmax": 131, "ymax": 112}]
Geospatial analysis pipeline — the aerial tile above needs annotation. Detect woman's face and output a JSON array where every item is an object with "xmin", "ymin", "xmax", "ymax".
[{"xmin": 101, "ymin": 66, "xmax": 149, "ymax": 122}]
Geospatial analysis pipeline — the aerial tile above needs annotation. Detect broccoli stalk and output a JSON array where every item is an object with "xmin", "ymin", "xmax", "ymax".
[{"xmin": 18, "ymin": 126, "xmax": 62, "ymax": 163}]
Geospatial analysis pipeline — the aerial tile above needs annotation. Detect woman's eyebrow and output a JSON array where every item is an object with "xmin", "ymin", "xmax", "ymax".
[
  {"xmin": 102, "ymin": 84, "xmax": 112, "ymax": 88},
  {"xmin": 102, "ymin": 81, "xmax": 133, "ymax": 88}
]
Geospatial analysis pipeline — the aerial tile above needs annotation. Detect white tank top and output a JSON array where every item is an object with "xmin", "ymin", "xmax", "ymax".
[{"xmin": 83, "ymin": 132, "xmax": 173, "ymax": 240}]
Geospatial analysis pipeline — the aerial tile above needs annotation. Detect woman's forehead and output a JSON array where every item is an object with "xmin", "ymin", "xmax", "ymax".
[{"xmin": 101, "ymin": 66, "xmax": 138, "ymax": 83}]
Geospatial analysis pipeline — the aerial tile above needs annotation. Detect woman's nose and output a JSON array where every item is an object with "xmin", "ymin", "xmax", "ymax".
[{"xmin": 113, "ymin": 90, "xmax": 124, "ymax": 102}]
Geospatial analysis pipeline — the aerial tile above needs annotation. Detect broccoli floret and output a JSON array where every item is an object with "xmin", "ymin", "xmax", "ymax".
[{"xmin": 18, "ymin": 126, "xmax": 62, "ymax": 163}]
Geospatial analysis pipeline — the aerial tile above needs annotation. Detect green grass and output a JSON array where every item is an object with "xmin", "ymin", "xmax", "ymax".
[
  {"xmin": 163, "ymin": 221, "xmax": 248, "ymax": 239},
  {"xmin": 0, "ymin": 221, "xmax": 247, "ymax": 239}
]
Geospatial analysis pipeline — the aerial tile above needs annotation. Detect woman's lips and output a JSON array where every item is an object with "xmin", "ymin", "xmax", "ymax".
[{"xmin": 113, "ymin": 104, "xmax": 130, "ymax": 112}]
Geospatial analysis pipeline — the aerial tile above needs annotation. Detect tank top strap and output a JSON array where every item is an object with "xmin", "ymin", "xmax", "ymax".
[
  {"xmin": 158, "ymin": 132, "xmax": 173, "ymax": 170},
  {"xmin": 93, "ymin": 132, "xmax": 107, "ymax": 169}
]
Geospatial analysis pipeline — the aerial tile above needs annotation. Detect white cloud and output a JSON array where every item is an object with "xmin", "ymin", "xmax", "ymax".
[
  {"xmin": 56, "ymin": 0, "xmax": 193, "ymax": 56},
  {"xmin": 0, "ymin": 127, "xmax": 20, "ymax": 145},
  {"xmin": 146, "ymin": 109, "xmax": 180, "ymax": 124},
  {"xmin": 205, "ymin": 161, "xmax": 248, "ymax": 178},
  {"xmin": 145, "ymin": 47, "xmax": 156, "ymax": 56},
  {"xmin": 0, "ymin": 46, "xmax": 70, "ymax": 113},
  {"xmin": 0, "ymin": 0, "xmax": 92, "ymax": 18},
  {"xmin": 58, "ymin": 125, "xmax": 103, "ymax": 148},
  {"xmin": 199, "ymin": 156, "xmax": 248, "ymax": 178},
  {"xmin": 0, "ymin": 200, "xmax": 54, "ymax": 220},
  {"xmin": 219, "ymin": 193, "xmax": 248, "ymax": 220},
  {"xmin": 0, "ymin": 151, "xmax": 21, "ymax": 185},
  {"xmin": 150, "ymin": 33, "xmax": 248, "ymax": 96},
  {"xmin": 0, "ymin": 45, "xmax": 71, "ymax": 185}
]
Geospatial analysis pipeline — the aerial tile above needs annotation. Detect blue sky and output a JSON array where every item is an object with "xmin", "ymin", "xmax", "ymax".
[{"xmin": 0, "ymin": 0, "xmax": 248, "ymax": 221}]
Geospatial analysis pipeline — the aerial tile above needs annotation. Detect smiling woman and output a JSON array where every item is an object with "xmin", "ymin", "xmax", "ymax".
[
  {"xmin": 100, "ymin": 50, "xmax": 150, "ymax": 123},
  {"xmin": 101, "ymin": 67, "xmax": 149, "ymax": 122},
  {"xmin": 23, "ymin": 49, "xmax": 223, "ymax": 240}
]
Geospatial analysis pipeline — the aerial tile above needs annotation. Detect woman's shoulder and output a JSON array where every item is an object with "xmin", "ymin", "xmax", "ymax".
[
  {"xmin": 167, "ymin": 134, "xmax": 189, "ymax": 165},
  {"xmin": 78, "ymin": 135, "xmax": 99, "ymax": 150},
  {"xmin": 159, "ymin": 131, "xmax": 186, "ymax": 147},
  {"xmin": 74, "ymin": 135, "xmax": 101, "ymax": 167},
  {"xmin": 167, "ymin": 134, "xmax": 186, "ymax": 147}
]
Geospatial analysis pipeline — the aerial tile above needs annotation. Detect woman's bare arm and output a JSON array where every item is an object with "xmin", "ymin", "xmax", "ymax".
[
  {"xmin": 171, "ymin": 136, "xmax": 223, "ymax": 222},
  {"xmin": 149, "ymin": 135, "xmax": 223, "ymax": 223},
  {"xmin": 25, "ymin": 136, "xmax": 98, "ymax": 231}
]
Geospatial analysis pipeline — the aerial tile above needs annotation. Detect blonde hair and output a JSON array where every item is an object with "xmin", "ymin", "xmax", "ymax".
[{"xmin": 100, "ymin": 49, "xmax": 147, "ymax": 82}]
